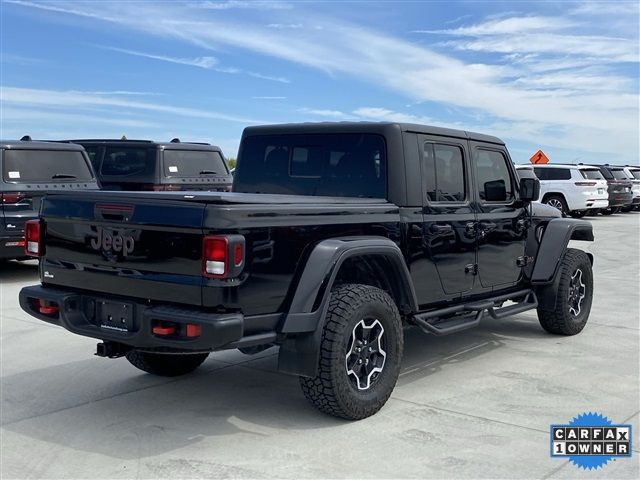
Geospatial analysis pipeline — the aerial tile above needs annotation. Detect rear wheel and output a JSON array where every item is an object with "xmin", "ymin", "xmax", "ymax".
[
  {"xmin": 126, "ymin": 351, "xmax": 209, "ymax": 376},
  {"xmin": 536, "ymin": 248, "xmax": 593, "ymax": 335},
  {"xmin": 544, "ymin": 195, "xmax": 568, "ymax": 216},
  {"xmin": 299, "ymin": 284, "xmax": 403, "ymax": 420}
]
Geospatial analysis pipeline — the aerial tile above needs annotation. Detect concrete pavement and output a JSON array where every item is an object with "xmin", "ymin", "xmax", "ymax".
[{"xmin": 1, "ymin": 213, "xmax": 638, "ymax": 479}]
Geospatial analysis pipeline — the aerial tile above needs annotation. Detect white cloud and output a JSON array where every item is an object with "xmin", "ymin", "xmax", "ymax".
[
  {"xmin": 267, "ymin": 23, "xmax": 303, "ymax": 29},
  {"xmin": 0, "ymin": 86, "xmax": 262, "ymax": 124},
  {"xmin": 417, "ymin": 16, "xmax": 576, "ymax": 35},
  {"xmin": 2, "ymin": 107, "xmax": 160, "ymax": 129},
  {"xmin": 102, "ymin": 46, "xmax": 219, "ymax": 69},
  {"xmin": 248, "ymin": 72, "xmax": 290, "ymax": 83},
  {"xmin": 353, "ymin": 107, "xmax": 434, "ymax": 125},
  {"xmin": 196, "ymin": 1, "xmax": 291, "ymax": 11},
  {"xmin": 5, "ymin": 1, "xmax": 639, "ymax": 162},
  {"xmin": 299, "ymin": 108, "xmax": 348, "ymax": 118}
]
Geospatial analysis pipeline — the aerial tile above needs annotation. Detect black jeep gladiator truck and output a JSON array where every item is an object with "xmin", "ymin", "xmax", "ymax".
[{"xmin": 20, "ymin": 122, "xmax": 595, "ymax": 419}]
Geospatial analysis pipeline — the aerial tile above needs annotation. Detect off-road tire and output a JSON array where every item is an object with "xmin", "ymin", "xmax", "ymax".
[
  {"xmin": 536, "ymin": 248, "xmax": 593, "ymax": 335},
  {"xmin": 544, "ymin": 195, "xmax": 568, "ymax": 216},
  {"xmin": 299, "ymin": 284, "xmax": 403, "ymax": 420},
  {"xmin": 126, "ymin": 351, "xmax": 209, "ymax": 376}
]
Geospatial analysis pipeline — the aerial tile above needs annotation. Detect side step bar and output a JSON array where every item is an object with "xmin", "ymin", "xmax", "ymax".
[{"xmin": 412, "ymin": 289, "xmax": 538, "ymax": 336}]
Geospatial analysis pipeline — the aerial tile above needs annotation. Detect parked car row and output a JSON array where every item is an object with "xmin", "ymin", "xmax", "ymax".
[
  {"xmin": 515, "ymin": 163, "xmax": 640, "ymax": 217},
  {"xmin": 1, "ymin": 136, "xmax": 232, "ymax": 261}
]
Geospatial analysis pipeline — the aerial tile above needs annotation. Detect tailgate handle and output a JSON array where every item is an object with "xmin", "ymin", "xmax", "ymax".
[{"xmin": 95, "ymin": 203, "xmax": 134, "ymax": 222}]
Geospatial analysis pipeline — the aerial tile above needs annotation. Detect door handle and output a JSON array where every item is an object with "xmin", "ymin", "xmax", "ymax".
[
  {"xmin": 479, "ymin": 221, "xmax": 497, "ymax": 230},
  {"xmin": 430, "ymin": 224, "xmax": 453, "ymax": 234},
  {"xmin": 516, "ymin": 218, "xmax": 528, "ymax": 232},
  {"xmin": 464, "ymin": 222, "xmax": 476, "ymax": 236}
]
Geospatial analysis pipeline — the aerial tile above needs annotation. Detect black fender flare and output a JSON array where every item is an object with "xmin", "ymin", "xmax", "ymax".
[
  {"xmin": 531, "ymin": 218, "xmax": 593, "ymax": 285},
  {"xmin": 277, "ymin": 236, "xmax": 417, "ymax": 377}
]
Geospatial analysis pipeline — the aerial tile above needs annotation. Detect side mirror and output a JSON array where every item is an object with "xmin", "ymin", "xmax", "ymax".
[
  {"xmin": 484, "ymin": 179, "xmax": 507, "ymax": 202},
  {"xmin": 519, "ymin": 177, "xmax": 540, "ymax": 202}
]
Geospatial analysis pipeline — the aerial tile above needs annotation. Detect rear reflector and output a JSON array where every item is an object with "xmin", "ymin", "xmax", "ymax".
[
  {"xmin": 24, "ymin": 220, "xmax": 42, "ymax": 257},
  {"xmin": 234, "ymin": 243, "xmax": 243, "ymax": 266},
  {"xmin": 34, "ymin": 299, "xmax": 59, "ymax": 316},
  {"xmin": 153, "ymin": 325, "xmax": 176, "ymax": 336},
  {"xmin": 186, "ymin": 324, "xmax": 202, "ymax": 338}
]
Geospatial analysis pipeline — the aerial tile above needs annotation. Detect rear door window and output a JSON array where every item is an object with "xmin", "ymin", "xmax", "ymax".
[
  {"xmin": 533, "ymin": 167, "xmax": 571, "ymax": 180},
  {"xmin": 630, "ymin": 170, "xmax": 640, "ymax": 180},
  {"xmin": 2, "ymin": 149, "xmax": 94, "ymax": 182},
  {"xmin": 163, "ymin": 150, "xmax": 228, "ymax": 177},
  {"xmin": 101, "ymin": 147, "xmax": 154, "ymax": 176},
  {"xmin": 423, "ymin": 143, "xmax": 466, "ymax": 202}
]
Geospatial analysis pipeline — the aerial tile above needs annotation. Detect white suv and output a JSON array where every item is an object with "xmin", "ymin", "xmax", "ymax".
[
  {"xmin": 620, "ymin": 165, "xmax": 640, "ymax": 211},
  {"xmin": 515, "ymin": 164, "xmax": 608, "ymax": 217}
]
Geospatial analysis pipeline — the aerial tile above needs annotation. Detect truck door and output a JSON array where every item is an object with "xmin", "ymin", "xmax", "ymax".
[
  {"xmin": 470, "ymin": 143, "xmax": 527, "ymax": 288},
  {"xmin": 417, "ymin": 135, "xmax": 477, "ymax": 299}
]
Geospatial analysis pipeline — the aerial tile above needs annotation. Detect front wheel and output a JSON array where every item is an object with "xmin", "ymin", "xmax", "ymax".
[
  {"xmin": 126, "ymin": 351, "xmax": 209, "ymax": 376},
  {"xmin": 536, "ymin": 248, "xmax": 593, "ymax": 335},
  {"xmin": 299, "ymin": 284, "xmax": 403, "ymax": 420}
]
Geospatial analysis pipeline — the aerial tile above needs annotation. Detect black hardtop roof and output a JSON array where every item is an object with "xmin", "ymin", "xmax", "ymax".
[
  {"xmin": 242, "ymin": 121, "xmax": 504, "ymax": 145},
  {"xmin": 0, "ymin": 140, "xmax": 86, "ymax": 151},
  {"xmin": 67, "ymin": 139, "xmax": 222, "ymax": 152}
]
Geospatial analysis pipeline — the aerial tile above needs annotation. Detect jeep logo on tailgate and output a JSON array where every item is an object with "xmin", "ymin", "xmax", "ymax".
[{"xmin": 90, "ymin": 227, "xmax": 135, "ymax": 257}]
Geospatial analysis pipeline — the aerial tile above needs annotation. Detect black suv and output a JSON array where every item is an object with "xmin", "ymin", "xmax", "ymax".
[
  {"xmin": 591, "ymin": 164, "xmax": 634, "ymax": 214},
  {"xmin": 21, "ymin": 122, "xmax": 594, "ymax": 420},
  {"xmin": 1, "ymin": 139, "xmax": 99, "ymax": 261},
  {"xmin": 69, "ymin": 139, "xmax": 232, "ymax": 191}
]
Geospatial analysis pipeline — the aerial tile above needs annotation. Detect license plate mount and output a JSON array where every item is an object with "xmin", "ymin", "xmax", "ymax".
[{"xmin": 98, "ymin": 300, "xmax": 134, "ymax": 332}]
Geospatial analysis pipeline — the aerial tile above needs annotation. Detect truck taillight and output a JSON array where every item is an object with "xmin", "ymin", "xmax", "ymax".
[
  {"xmin": 1, "ymin": 192, "xmax": 26, "ymax": 204},
  {"xmin": 24, "ymin": 220, "xmax": 42, "ymax": 257},
  {"xmin": 202, "ymin": 235, "xmax": 245, "ymax": 278}
]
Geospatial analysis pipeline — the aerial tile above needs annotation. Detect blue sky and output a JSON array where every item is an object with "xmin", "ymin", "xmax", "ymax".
[{"xmin": 1, "ymin": 0, "xmax": 638, "ymax": 164}]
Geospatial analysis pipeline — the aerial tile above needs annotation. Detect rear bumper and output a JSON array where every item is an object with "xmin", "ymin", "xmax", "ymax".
[
  {"xmin": 19, "ymin": 285, "xmax": 248, "ymax": 351},
  {"xmin": 0, "ymin": 234, "xmax": 26, "ymax": 260},
  {"xmin": 608, "ymin": 193, "xmax": 633, "ymax": 207},
  {"xmin": 579, "ymin": 199, "xmax": 608, "ymax": 210}
]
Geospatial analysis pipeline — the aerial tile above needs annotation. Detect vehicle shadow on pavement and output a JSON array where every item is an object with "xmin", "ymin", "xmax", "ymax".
[
  {"xmin": 0, "ymin": 260, "xmax": 38, "ymax": 282},
  {"xmin": 1, "ymin": 314, "xmax": 549, "ymax": 460}
]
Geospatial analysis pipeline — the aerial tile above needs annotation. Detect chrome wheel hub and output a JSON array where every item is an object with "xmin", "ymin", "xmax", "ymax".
[
  {"xmin": 345, "ymin": 319, "xmax": 386, "ymax": 390},
  {"xmin": 568, "ymin": 269, "xmax": 586, "ymax": 316}
]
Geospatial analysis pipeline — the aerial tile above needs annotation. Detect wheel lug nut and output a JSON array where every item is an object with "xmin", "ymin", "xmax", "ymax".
[
  {"xmin": 368, "ymin": 347, "xmax": 372, "ymax": 352},
  {"xmin": 358, "ymin": 359, "xmax": 363, "ymax": 364}
]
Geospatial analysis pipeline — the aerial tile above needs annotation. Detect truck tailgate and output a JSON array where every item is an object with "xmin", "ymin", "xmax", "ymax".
[{"xmin": 40, "ymin": 192, "xmax": 206, "ymax": 306}]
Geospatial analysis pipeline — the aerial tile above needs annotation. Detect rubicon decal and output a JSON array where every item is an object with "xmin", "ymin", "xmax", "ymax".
[
  {"xmin": 550, "ymin": 412, "xmax": 632, "ymax": 470},
  {"xmin": 90, "ymin": 227, "xmax": 135, "ymax": 257}
]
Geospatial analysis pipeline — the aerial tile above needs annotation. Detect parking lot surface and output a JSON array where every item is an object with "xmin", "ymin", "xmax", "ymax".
[{"xmin": 1, "ymin": 213, "xmax": 639, "ymax": 479}]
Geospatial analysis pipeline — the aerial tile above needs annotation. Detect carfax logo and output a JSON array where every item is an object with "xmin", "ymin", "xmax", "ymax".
[{"xmin": 550, "ymin": 412, "xmax": 632, "ymax": 470}]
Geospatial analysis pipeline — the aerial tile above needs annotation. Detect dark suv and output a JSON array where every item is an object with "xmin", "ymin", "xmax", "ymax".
[
  {"xmin": 1, "ymin": 139, "xmax": 99, "ymax": 261},
  {"xmin": 69, "ymin": 139, "xmax": 232, "ymax": 191},
  {"xmin": 592, "ymin": 164, "xmax": 634, "ymax": 214}
]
